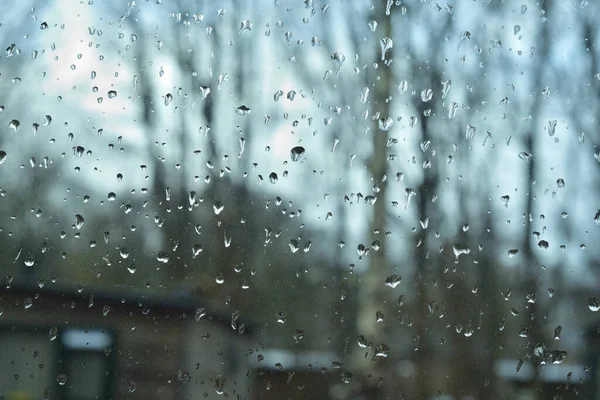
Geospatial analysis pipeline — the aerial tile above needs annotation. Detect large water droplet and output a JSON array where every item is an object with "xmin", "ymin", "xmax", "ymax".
[
  {"xmin": 385, "ymin": 274, "xmax": 402, "ymax": 288},
  {"xmin": 379, "ymin": 37, "xmax": 393, "ymax": 60},
  {"xmin": 49, "ymin": 326, "xmax": 58, "ymax": 341},
  {"xmin": 75, "ymin": 214, "xmax": 84, "ymax": 229},
  {"xmin": 289, "ymin": 239, "xmax": 300, "ymax": 253},
  {"xmin": 236, "ymin": 105, "xmax": 250, "ymax": 116},
  {"xmin": 590, "ymin": 296, "xmax": 600, "ymax": 312},
  {"xmin": 290, "ymin": 146, "xmax": 306, "ymax": 162},
  {"xmin": 8, "ymin": 120, "xmax": 20, "ymax": 132},
  {"xmin": 56, "ymin": 374, "xmax": 68, "ymax": 386}
]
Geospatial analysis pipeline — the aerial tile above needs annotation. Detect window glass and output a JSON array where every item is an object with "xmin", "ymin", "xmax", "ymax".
[{"xmin": 0, "ymin": 1, "xmax": 597, "ymax": 400}]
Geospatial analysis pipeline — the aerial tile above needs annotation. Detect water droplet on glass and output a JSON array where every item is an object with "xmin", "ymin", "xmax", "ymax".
[
  {"xmin": 277, "ymin": 312, "xmax": 287, "ymax": 324},
  {"xmin": 74, "ymin": 214, "xmax": 84, "ymax": 229},
  {"xmin": 49, "ymin": 326, "xmax": 58, "ymax": 341},
  {"xmin": 199, "ymin": 86, "xmax": 210, "ymax": 99},
  {"xmin": 538, "ymin": 240, "xmax": 549, "ymax": 251},
  {"xmin": 508, "ymin": 249, "xmax": 519, "ymax": 257},
  {"xmin": 368, "ymin": 20, "xmax": 377, "ymax": 32},
  {"xmin": 421, "ymin": 89, "xmax": 433, "ymax": 102},
  {"xmin": 108, "ymin": 90, "xmax": 117, "ymax": 98},
  {"xmin": 465, "ymin": 124, "xmax": 476, "ymax": 140},
  {"xmin": 0, "ymin": 151, "xmax": 7, "ymax": 164},
  {"xmin": 360, "ymin": 87, "xmax": 370, "ymax": 104},
  {"xmin": 128, "ymin": 381, "xmax": 137, "ymax": 393},
  {"xmin": 269, "ymin": 172, "xmax": 278, "ymax": 184},
  {"xmin": 9, "ymin": 120, "xmax": 20, "ymax": 132},
  {"xmin": 378, "ymin": 117, "xmax": 393, "ymax": 131},
  {"xmin": 290, "ymin": 146, "xmax": 306, "ymax": 162},
  {"xmin": 373, "ymin": 344, "xmax": 390, "ymax": 360},
  {"xmin": 385, "ymin": 274, "xmax": 402, "ymax": 288},
  {"xmin": 156, "ymin": 252, "xmax": 170, "ymax": 264},
  {"xmin": 590, "ymin": 296, "xmax": 600, "ymax": 312},
  {"xmin": 519, "ymin": 152, "xmax": 533, "ymax": 161},
  {"xmin": 239, "ymin": 20, "xmax": 252, "ymax": 33},
  {"xmin": 214, "ymin": 376, "xmax": 225, "ymax": 395},
  {"xmin": 24, "ymin": 297, "xmax": 33, "ymax": 309},
  {"xmin": 164, "ymin": 93, "xmax": 173, "ymax": 106},
  {"xmin": 289, "ymin": 239, "xmax": 300, "ymax": 253},
  {"xmin": 195, "ymin": 308, "xmax": 207, "ymax": 321},
  {"xmin": 213, "ymin": 201, "xmax": 224, "ymax": 215},
  {"xmin": 452, "ymin": 244, "xmax": 471, "ymax": 259},
  {"xmin": 379, "ymin": 37, "xmax": 393, "ymax": 60},
  {"xmin": 236, "ymin": 105, "xmax": 250, "ymax": 116},
  {"xmin": 554, "ymin": 325, "xmax": 562, "ymax": 340},
  {"xmin": 56, "ymin": 374, "xmax": 67, "ymax": 386}
]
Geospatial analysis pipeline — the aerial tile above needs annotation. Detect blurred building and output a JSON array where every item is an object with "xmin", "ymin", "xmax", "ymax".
[
  {"xmin": 0, "ymin": 281, "xmax": 254, "ymax": 400},
  {"xmin": 248, "ymin": 348, "xmax": 341, "ymax": 400}
]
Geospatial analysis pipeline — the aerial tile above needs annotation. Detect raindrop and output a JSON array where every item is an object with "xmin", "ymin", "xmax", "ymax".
[
  {"xmin": 164, "ymin": 93, "xmax": 173, "ymax": 106},
  {"xmin": 24, "ymin": 297, "xmax": 33, "ymax": 309},
  {"xmin": 378, "ymin": 117, "xmax": 393, "ymax": 131},
  {"xmin": 385, "ymin": 275, "xmax": 402, "ymax": 288},
  {"xmin": 213, "ymin": 201, "xmax": 224, "ymax": 215},
  {"xmin": 289, "ymin": 239, "xmax": 300, "ymax": 253},
  {"xmin": 56, "ymin": 374, "xmax": 67, "ymax": 386},
  {"xmin": 9, "ymin": 120, "xmax": 20, "ymax": 132},
  {"xmin": 108, "ymin": 90, "xmax": 117, "ymax": 98},
  {"xmin": 548, "ymin": 120, "xmax": 557, "ymax": 136},
  {"xmin": 277, "ymin": 312, "xmax": 287, "ymax": 324},
  {"xmin": 199, "ymin": 86, "xmax": 210, "ymax": 99},
  {"xmin": 290, "ymin": 146, "xmax": 305, "ymax": 162},
  {"xmin": 452, "ymin": 244, "xmax": 471, "ymax": 259},
  {"xmin": 590, "ymin": 296, "xmax": 600, "ymax": 312},
  {"xmin": 49, "ymin": 326, "xmax": 58, "ymax": 341},
  {"xmin": 379, "ymin": 37, "xmax": 393, "ymax": 60},
  {"xmin": 238, "ymin": 20, "xmax": 252, "ymax": 33},
  {"xmin": 360, "ymin": 87, "xmax": 370, "ymax": 104},
  {"xmin": 518, "ymin": 152, "xmax": 533, "ymax": 161},
  {"xmin": 236, "ymin": 105, "xmax": 250, "ymax": 116},
  {"xmin": 538, "ymin": 240, "xmax": 549, "ymax": 250},
  {"xmin": 195, "ymin": 308, "xmax": 207, "ymax": 321},
  {"xmin": 269, "ymin": 172, "xmax": 278, "ymax": 184},
  {"xmin": 508, "ymin": 249, "xmax": 519, "ymax": 257},
  {"xmin": 373, "ymin": 344, "xmax": 390, "ymax": 359},
  {"xmin": 421, "ymin": 89, "xmax": 433, "ymax": 102},
  {"xmin": 554, "ymin": 325, "xmax": 562, "ymax": 340},
  {"xmin": 465, "ymin": 124, "xmax": 476, "ymax": 140},
  {"xmin": 74, "ymin": 214, "xmax": 84, "ymax": 229},
  {"xmin": 0, "ymin": 151, "xmax": 7, "ymax": 164},
  {"xmin": 156, "ymin": 252, "xmax": 170, "ymax": 263}
]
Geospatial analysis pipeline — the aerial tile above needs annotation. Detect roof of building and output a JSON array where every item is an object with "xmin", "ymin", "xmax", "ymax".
[{"xmin": 0, "ymin": 280, "xmax": 255, "ymax": 334}]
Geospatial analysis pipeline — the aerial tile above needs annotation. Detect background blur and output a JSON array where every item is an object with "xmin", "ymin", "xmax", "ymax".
[{"xmin": 0, "ymin": 0, "xmax": 599, "ymax": 399}]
